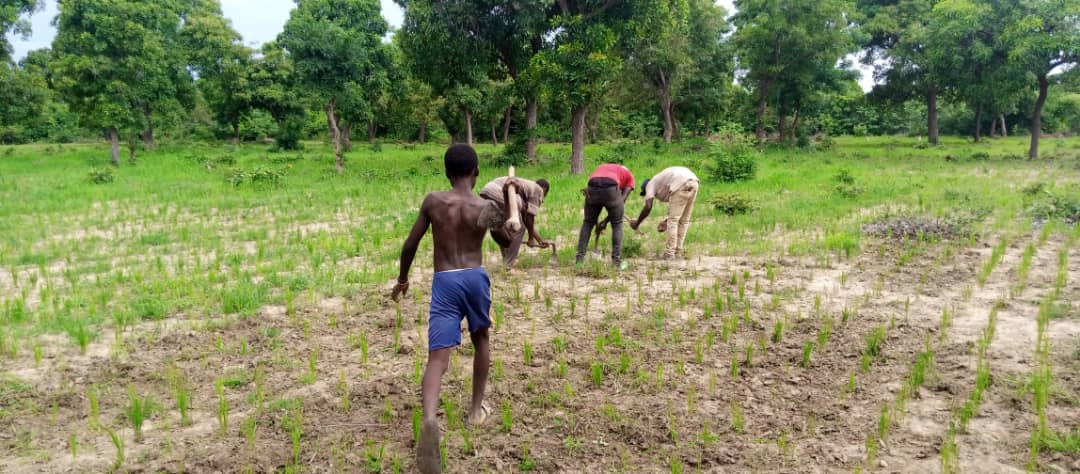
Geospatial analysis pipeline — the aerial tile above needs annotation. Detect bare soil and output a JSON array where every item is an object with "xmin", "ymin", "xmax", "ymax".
[{"xmin": 1, "ymin": 230, "xmax": 1078, "ymax": 473}]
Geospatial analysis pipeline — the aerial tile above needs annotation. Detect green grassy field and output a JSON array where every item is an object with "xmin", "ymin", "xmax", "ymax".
[{"xmin": 0, "ymin": 136, "xmax": 1078, "ymax": 472}]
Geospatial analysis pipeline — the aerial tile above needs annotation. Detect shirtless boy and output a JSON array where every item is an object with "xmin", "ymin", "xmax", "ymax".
[{"xmin": 391, "ymin": 144, "xmax": 510, "ymax": 474}]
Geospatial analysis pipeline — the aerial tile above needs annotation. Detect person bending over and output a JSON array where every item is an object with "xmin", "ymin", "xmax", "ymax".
[
  {"xmin": 575, "ymin": 162, "xmax": 635, "ymax": 270},
  {"xmin": 630, "ymin": 166, "xmax": 699, "ymax": 259},
  {"xmin": 479, "ymin": 176, "xmax": 550, "ymax": 268}
]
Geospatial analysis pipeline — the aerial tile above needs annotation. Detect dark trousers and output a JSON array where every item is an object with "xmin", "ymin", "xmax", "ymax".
[
  {"xmin": 575, "ymin": 184, "xmax": 624, "ymax": 265},
  {"xmin": 490, "ymin": 224, "xmax": 526, "ymax": 267}
]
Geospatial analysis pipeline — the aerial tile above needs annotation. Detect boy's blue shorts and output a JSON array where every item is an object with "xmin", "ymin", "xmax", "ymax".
[{"xmin": 429, "ymin": 267, "xmax": 491, "ymax": 351}]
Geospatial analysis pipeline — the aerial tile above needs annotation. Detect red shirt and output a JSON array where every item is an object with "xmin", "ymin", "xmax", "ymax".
[{"xmin": 589, "ymin": 163, "xmax": 636, "ymax": 190}]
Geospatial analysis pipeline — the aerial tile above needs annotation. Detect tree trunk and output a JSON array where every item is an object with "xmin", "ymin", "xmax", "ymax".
[
  {"xmin": 989, "ymin": 115, "xmax": 997, "ymax": 137},
  {"xmin": 501, "ymin": 106, "xmax": 512, "ymax": 144},
  {"xmin": 1030, "ymin": 74, "xmax": 1048, "ymax": 160},
  {"xmin": 491, "ymin": 121, "xmax": 498, "ymax": 146},
  {"xmin": 704, "ymin": 116, "xmax": 711, "ymax": 137},
  {"xmin": 127, "ymin": 132, "xmax": 137, "ymax": 164},
  {"xmin": 342, "ymin": 121, "xmax": 352, "ymax": 152},
  {"xmin": 791, "ymin": 110, "xmax": 802, "ymax": 140},
  {"xmin": 142, "ymin": 104, "xmax": 155, "ymax": 150},
  {"xmin": 326, "ymin": 99, "xmax": 344, "ymax": 174},
  {"xmin": 659, "ymin": 70, "xmax": 674, "ymax": 143},
  {"xmin": 525, "ymin": 97, "xmax": 538, "ymax": 162},
  {"xmin": 463, "ymin": 107, "xmax": 474, "ymax": 146},
  {"xmin": 755, "ymin": 79, "xmax": 772, "ymax": 141},
  {"xmin": 927, "ymin": 85, "xmax": 939, "ymax": 145},
  {"xmin": 108, "ymin": 128, "xmax": 120, "ymax": 166},
  {"xmin": 1000, "ymin": 115, "xmax": 1007, "ymax": 138},
  {"xmin": 232, "ymin": 120, "xmax": 240, "ymax": 145},
  {"xmin": 777, "ymin": 114, "xmax": 786, "ymax": 143},
  {"xmin": 418, "ymin": 120, "xmax": 427, "ymax": 144},
  {"xmin": 570, "ymin": 106, "xmax": 586, "ymax": 174},
  {"xmin": 368, "ymin": 120, "xmax": 376, "ymax": 143},
  {"xmin": 973, "ymin": 105, "xmax": 983, "ymax": 142}
]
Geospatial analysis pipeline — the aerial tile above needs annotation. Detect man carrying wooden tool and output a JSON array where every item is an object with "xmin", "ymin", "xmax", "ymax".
[{"xmin": 479, "ymin": 173, "xmax": 551, "ymax": 268}]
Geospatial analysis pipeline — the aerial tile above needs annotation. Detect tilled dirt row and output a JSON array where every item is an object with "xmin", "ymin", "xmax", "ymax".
[{"xmin": 1, "ymin": 231, "xmax": 1076, "ymax": 473}]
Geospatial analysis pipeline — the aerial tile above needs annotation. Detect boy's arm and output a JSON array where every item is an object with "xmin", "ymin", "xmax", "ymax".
[{"xmin": 392, "ymin": 196, "xmax": 432, "ymax": 301}]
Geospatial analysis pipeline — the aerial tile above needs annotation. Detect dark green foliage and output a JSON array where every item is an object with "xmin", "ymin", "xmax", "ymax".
[{"xmin": 707, "ymin": 147, "xmax": 757, "ymax": 183}]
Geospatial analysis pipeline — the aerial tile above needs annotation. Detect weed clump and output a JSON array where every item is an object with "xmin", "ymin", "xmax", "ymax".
[
  {"xmin": 708, "ymin": 192, "xmax": 756, "ymax": 215},
  {"xmin": 88, "ymin": 167, "xmax": 115, "ymax": 184},
  {"xmin": 1028, "ymin": 185, "xmax": 1080, "ymax": 225},
  {"xmin": 861, "ymin": 215, "xmax": 964, "ymax": 241}
]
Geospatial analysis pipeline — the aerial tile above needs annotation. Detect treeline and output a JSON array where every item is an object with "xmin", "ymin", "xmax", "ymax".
[{"xmin": 0, "ymin": 0, "xmax": 1078, "ymax": 171}]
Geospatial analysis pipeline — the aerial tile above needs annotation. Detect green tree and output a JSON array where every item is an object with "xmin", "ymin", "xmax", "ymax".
[
  {"xmin": 52, "ymin": 0, "xmax": 193, "ymax": 164},
  {"xmin": 534, "ymin": 1, "xmax": 650, "ymax": 173},
  {"xmin": 1001, "ymin": 0, "xmax": 1080, "ymax": 158},
  {"xmin": 0, "ymin": 0, "xmax": 42, "ymax": 63},
  {"xmin": 247, "ymin": 42, "xmax": 306, "ymax": 150},
  {"xmin": 734, "ymin": 0, "xmax": 860, "ymax": 142},
  {"xmin": 676, "ymin": 0, "xmax": 734, "ymax": 136},
  {"xmin": 925, "ymin": 0, "xmax": 1023, "ymax": 142},
  {"xmin": 279, "ymin": 0, "xmax": 390, "ymax": 172},
  {"xmin": 180, "ymin": 0, "xmax": 253, "ymax": 143},
  {"xmin": 0, "ymin": 61, "xmax": 48, "ymax": 143},
  {"xmin": 859, "ymin": 0, "xmax": 943, "ymax": 144},
  {"xmin": 396, "ymin": 0, "xmax": 492, "ymax": 146},
  {"xmin": 623, "ymin": 0, "xmax": 693, "ymax": 142}
]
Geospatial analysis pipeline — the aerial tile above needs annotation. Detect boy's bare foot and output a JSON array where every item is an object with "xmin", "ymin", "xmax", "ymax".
[
  {"xmin": 417, "ymin": 419, "xmax": 441, "ymax": 474},
  {"xmin": 468, "ymin": 402, "xmax": 491, "ymax": 426}
]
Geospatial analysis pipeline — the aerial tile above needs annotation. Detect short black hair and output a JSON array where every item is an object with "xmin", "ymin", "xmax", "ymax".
[
  {"xmin": 640, "ymin": 178, "xmax": 651, "ymax": 196},
  {"xmin": 444, "ymin": 144, "xmax": 478, "ymax": 178},
  {"xmin": 536, "ymin": 178, "xmax": 550, "ymax": 196}
]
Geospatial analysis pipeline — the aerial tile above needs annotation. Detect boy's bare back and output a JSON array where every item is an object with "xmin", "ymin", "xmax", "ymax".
[{"xmin": 421, "ymin": 189, "xmax": 498, "ymax": 272}]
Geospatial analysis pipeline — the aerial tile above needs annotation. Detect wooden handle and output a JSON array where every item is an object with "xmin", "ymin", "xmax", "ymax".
[{"xmin": 505, "ymin": 167, "xmax": 522, "ymax": 233}]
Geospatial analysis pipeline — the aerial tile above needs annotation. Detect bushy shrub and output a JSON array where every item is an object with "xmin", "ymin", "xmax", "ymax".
[
  {"xmin": 834, "ymin": 183, "xmax": 865, "ymax": 198},
  {"xmin": 708, "ymin": 192, "xmax": 756, "ymax": 215},
  {"xmin": 834, "ymin": 169, "xmax": 856, "ymax": 185},
  {"xmin": 89, "ymin": 167, "xmax": 115, "ymax": 184},
  {"xmin": 493, "ymin": 135, "xmax": 528, "ymax": 167},
  {"xmin": 249, "ymin": 166, "xmax": 286, "ymax": 185},
  {"xmin": 600, "ymin": 141, "xmax": 639, "ymax": 165},
  {"xmin": 708, "ymin": 148, "xmax": 757, "ymax": 183}
]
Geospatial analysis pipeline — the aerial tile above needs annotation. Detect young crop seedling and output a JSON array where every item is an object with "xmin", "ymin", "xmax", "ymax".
[
  {"xmin": 104, "ymin": 425, "xmax": 124, "ymax": 472},
  {"xmin": 87, "ymin": 385, "xmax": 100, "ymax": 428},
  {"xmin": 500, "ymin": 400, "xmax": 513, "ymax": 433},
  {"xmin": 124, "ymin": 385, "xmax": 156, "ymax": 443},
  {"xmin": 730, "ymin": 400, "xmax": 745, "ymax": 433},
  {"xmin": 216, "ymin": 377, "xmax": 229, "ymax": 436},
  {"xmin": 338, "ymin": 370, "xmax": 350, "ymax": 412},
  {"xmin": 523, "ymin": 339, "xmax": 533, "ymax": 366},
  {"xmin": 801, "ymin": 342, "xmax": 813, "ymax": 368}
]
